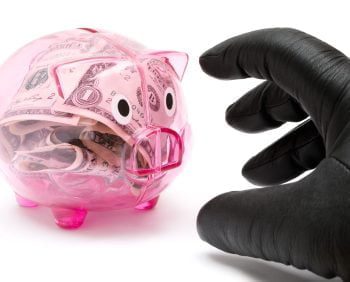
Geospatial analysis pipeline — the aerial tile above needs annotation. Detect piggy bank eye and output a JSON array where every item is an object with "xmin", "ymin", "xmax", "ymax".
[
  {"xmin": 112, "ymin": 94, "xmax": 132, "ymax": 125},
  {"xmin": 164, "ymin": 87, "xmax": 176, "ymax": 117}
]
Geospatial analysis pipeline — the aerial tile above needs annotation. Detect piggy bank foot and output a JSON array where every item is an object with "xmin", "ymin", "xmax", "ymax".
[
  {"xmin": 51, "ymin": 207, "xmax": 87, "ymax": 229},
  {"xmin": 15, "ymin": 193, "xmax": 38, "ymax": 208},
  {"xmin": 135, "ymin": 196, "xmax": 159, "ymax": 211}
]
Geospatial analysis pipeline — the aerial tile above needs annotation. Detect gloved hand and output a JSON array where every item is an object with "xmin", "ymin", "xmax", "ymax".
[{"xmin": 197, "ymin": 28, "xmax": 350, "ymax": 281}]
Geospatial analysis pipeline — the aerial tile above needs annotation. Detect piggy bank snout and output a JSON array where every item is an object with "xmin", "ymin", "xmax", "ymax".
[{"xmin": 125, "ymin": 127, "xmax": 183, "ymax": 177}]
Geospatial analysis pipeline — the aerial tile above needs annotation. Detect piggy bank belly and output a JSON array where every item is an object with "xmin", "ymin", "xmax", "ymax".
[{"xmin": 1, "ymin": 159, "xmax": 172, "ymax": 228}]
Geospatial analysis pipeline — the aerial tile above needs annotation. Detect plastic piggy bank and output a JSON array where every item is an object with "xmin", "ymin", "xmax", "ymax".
[{"xmin": 0, "ymin": 28, "xmax": 190, "ymax": 228}]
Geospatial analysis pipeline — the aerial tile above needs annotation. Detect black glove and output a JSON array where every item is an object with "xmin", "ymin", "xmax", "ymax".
[{"xmin": 197, "ymin": 28, "xmax": 350, "ymax": 281}]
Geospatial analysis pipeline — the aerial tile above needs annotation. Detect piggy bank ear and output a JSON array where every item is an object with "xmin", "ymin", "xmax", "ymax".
[{"xmin": 148, "ymin": 51, "xmax": 189, "ymax": 81}]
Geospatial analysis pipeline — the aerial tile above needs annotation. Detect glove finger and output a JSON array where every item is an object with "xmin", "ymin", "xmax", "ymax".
[
  {"xmin": 197, "ymin": 158, "xmax": 350, "ymax": 280},
  {"xmin": 226, "ymin": 81, "xmax": 307, "ymax": 133},
  {"xmin": 242, "ymin": 119, "xmax": 325, "ymax": 186},
  {"xmin": 199, "ymin": 28, "xmax": 350, "ymax": 146}
]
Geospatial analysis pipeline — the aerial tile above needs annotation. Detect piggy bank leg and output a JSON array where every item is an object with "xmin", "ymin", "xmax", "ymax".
[
  {"xmin": 15, "ymin": 193, "xmax": 38, "ymax": 208},
  {"xmin": 135, "ymin": 196, "xmax": 159, "ymax": 211},
  {"xmin": 51, "ymin": 207, "xmax": 87, "ymax": 229}
]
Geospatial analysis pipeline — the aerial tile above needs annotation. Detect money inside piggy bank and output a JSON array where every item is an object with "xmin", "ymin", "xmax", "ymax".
[{"xmin": 0, "ymin": 28, "xmax": 190, "ymax": 228}]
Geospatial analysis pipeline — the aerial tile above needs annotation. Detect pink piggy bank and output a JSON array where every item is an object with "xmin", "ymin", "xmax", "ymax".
[{"xmin": 0, "ymin": 28, "xmax": 190, "ymax": 228}]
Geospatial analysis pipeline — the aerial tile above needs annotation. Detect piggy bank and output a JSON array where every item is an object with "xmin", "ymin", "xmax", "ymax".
[{"xmin": 0, "ymin": 28, "xmax": 190, "ymax": 228}]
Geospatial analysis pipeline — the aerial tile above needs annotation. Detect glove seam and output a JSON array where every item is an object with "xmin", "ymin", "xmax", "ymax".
[
  {"xmin": 228, "ymin": 97, "xmax": 296, "ymax": 119},
  {"xmin": 330, "ymin": 156, "xmax": 350, "ymax": 174},
  {"xmin": 244, "ymin": 135, "xmax": 321, "ymax": 171},
  {"xmin": 325, "ymin": 88, "xmax": 350, "ymax": 147}
]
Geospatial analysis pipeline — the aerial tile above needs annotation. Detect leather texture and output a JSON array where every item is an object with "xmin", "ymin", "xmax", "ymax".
[{"xmin": 197, "ymin": 28, "xmax": 350, "ymax": 281}]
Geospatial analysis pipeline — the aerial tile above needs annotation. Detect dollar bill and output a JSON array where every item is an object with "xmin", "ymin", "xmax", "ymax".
[
  {"xmin": 52, "ymin": 59, "xmax": 146, "ymax": 143},
  {"xmin": 0, "ymin": 30, "xmax": 127, "ymax": 128},
  {"xmin": 0, "ymin": 60, "xmax": 79, "ymax": 125},
  {"xmin": 33, "ymin": 30, "xmax": 127, "ymax": 67}
]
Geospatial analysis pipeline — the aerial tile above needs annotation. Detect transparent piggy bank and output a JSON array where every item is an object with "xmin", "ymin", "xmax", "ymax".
[{"xmin": 0, "ymin": 28, "xmax": 190, "ymax": 228}]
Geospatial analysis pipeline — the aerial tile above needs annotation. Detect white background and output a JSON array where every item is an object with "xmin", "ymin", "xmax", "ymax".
[{"xmin": 0, "ymin": 0, "xmax": 347, "ymax": 281}]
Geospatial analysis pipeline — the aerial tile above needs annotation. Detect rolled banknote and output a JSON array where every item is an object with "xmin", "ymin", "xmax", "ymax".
[
  {"xmin": 79, "ymin": 122, "xmax": 124, "ymax": 167},
  {"xmin": 78, "ymin": 116, "xmax": 98, "ymax": 126},
  {"xmin": 81, "ymin": 122, "xmax": 148, "ymax": 169},
  {"xmin": 0, "ymin": 126, "xmax": 21, "ymax": 162},
  {"xmin": 12, "ymin": 143, "xmax": 120, "ymax": 177},
  {"xmin": 46, "ymin": 125, "xmax": 84, "ymax": 146},
  {"xmin": 0, "ymin": 124, "xmax": 52, "ymax": 160},
  {"xmin": 7, "ymin": 120, "xmax": 61, "ymax": 135},
  {"xmin": 1, "ymin": 116, "xmax": 151, "ymax": 181}
]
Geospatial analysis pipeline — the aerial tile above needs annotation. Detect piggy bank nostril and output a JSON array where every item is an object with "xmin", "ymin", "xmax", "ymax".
[{"xmin": 125, "ymin": 128, "xmax": 183, "ymax": 176}]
